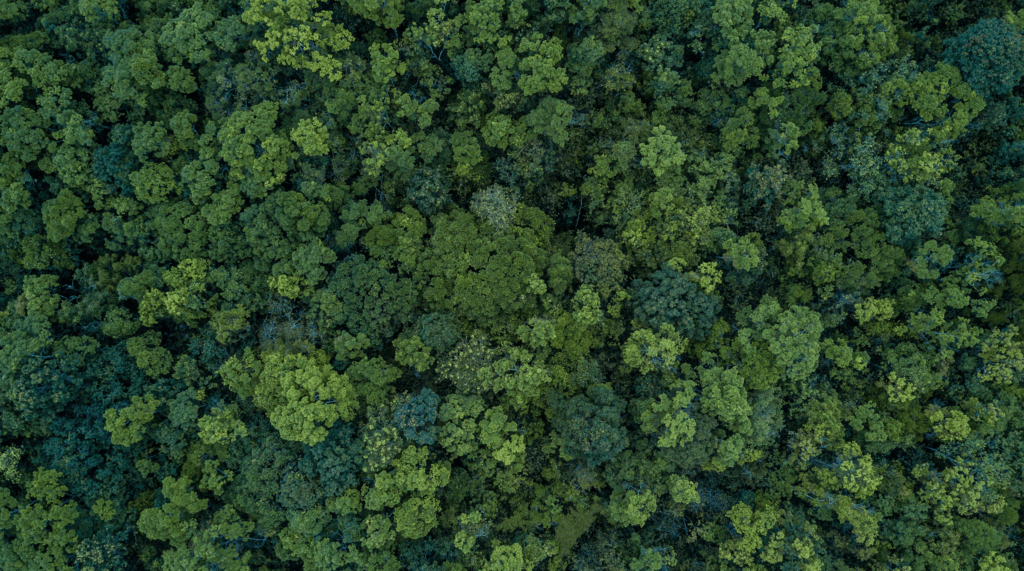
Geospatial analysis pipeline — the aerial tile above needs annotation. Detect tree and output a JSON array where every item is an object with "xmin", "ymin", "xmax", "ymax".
[
  {"xmin": 470, "ymin": 185, "xmax": 520, "ymax": 233},
  {"xmin": 317, "ymin": 254, "xmax": 417, "ymax": 348},
  {"xmin": 41, "ymin": 189, "xmax": 86, "ymax": 243},
  {"xmin": 609, "ymin": 486, "xmax": 658, "ymax": 528},
  {"xmin": 406, "ymin": 167, "xmax": 451, "ymax": 216},
  {"xmin": 5, "ymin": 0, "xmax": 1024, "ymax": 569},
  {"xmin": 362, "ymin": 513, "xmax": 396, "ymax": 550},
  {"xmin": 730, "ymin": 296, "xmax": 824, "ymax": 392},
  {"xmin": 942, "ymin": 18, "xmax": 1024, "ymax": 101},
  {"xmin": 546, "ymin": 383, "xmax": 628, "ymax": 468},
  {"xmin": 477, "ymin": 406, "xmax": 526, "ymax": 466},
  {"xmin": 722, "ymin": 233, "xmax": 764, "ymax": 272},
  {"xmin": 631, "ymin": 266, "xmax": 721, "ymax": 341},
  {"xmin": 629, "ymin": 546, "xmax": 677, "ymax": 571},
  {"xmin": 639, "ymin": 126, "xmax": 687, "ymax": 178},
  {"xmin": 477, "ymin": 346, "xmax": 555, "ymax": 412},
  {"xmin": 717, "ymin": 501, "xmax": 783, "ymax": 569},
  {"xmin": 517, "ymin": 34, "xmax": 568, "ymax": 96},
  {"xmin": 574, "ymin": 232, "xmax": 627, "ymax": 297},
  {"xmin": 137, "ymin": 475, "xmax": 208, "ymax": 547},
  {"xmin": 815, "ymin": 0, "xmax": 898, "ymax": 75},
  {"xmin": 158, "ymin": 2, "xmax": 218, "ymax": 65},
  {"xmin": 99, "ymin": 27, "xmax": 166, "ymax": 109},
  {"xmin": 0, "ymin": 469, "xmax": 81, "ymax": 571},
  {"xmin": 243, "ymin": 0, "xmax": 355, "ymax": 80},
  {"xmin": 391, "ymin": 388, "xmax": 441, "ymax": 446},
  {"xmin": 197, "ymin": 403, "xmax": 249, "ymax": 445},
  {"xmin": 639, "ymin": 378, "xmax": 698, "ymax": 450},
  {"xmin": 103, "ymin": 394, "xmax": 160, "ymax": 447},
  {"xmin": 394, "ymin": 496, "xmax": 441, "ymax": 540},
  {"xmin": 437, "ymin": 394, "xmax": 488, "ymax": 459},
  {"xmin": 362, "ymin": 444, "xmax": 450, "ymax": 541},
  {"xmin": 622, "ymin": 324, "xmax": 689, "ymax": 375},
  {"xmin": 219, "ymin": 349, "xmax": 357, "ymax": 446},
  {"xmin": 416, "ymin": 209, "xmax": 551, "ymax": 330},
  {"xmin": 393, "ymin": 334, "xmax": 435, "ymax": 373},
  {"xmin": 698, "ymin": 366, "xmax": 752, "ymax": 434},
  {"xmin": 291, "ymin": 117, "xmax": 330, "ymax": 157},
  {"xmin": 878, "ymin": 184, "xmax": 948, "ymax": 249},
  {"xmin": 413, "ymin": 312, "xmax": 463, "ymax": 356}
]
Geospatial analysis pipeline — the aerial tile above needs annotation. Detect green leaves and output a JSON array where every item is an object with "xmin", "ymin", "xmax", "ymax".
[
  {"xmin": 486, "ymin": 542, "xmax": 526, "ymax": 571},
  {"xmin": 667, "ymin": 474, "xmax": 700, "ymax": 506},
  {"xmin": 99, "ymin": 28, "xmax": 166, "ymax": 107},
  {"xmin": 976, "ymin": 326, "xmax": 1024, "ymax": 386},
  {"xmin": 393, "ymin": 335, "xmax": 435, "ymax": 373},
  {"xmin": 516, "ymin": 34, "xmax": 568, "ymax": 96},
  {"xmin": 217, "ymin": 101, "xmax": 296, "ymax": 195},
  {"xmin": 361, "ymin": 445, "xmax": 450, "ymax": 541},
  {"xmin": 470, "ymin": 185, "xmax": 520, "ymax": 233},
  {"xmin": 290, "ymin": 117, "xmax": 330, "ymax": 157},
  {"xmin": 630, "ymin": 546, "xmax": 678, "ymax": 571},
  {"xmin": 778, "ymin": 183, "xmax": 829, "ymax": 234},
  {"xmin": 478, "ymin": 347, "xmax": 554, "ymax": 411},
  {"xmin": 817, "ymin": 0, "xmax": 897, "ymax": 74},
  {"xmin": 630, "ymin": 267, "xmax": 721, "ymax": 341},
  {"xmin": 522, "ymin": 97, "xmax": 574, "ymax": 146},
  {"xmin": 197, "ymin": 404, "xmax": 249, "ymax": 445},
  {"xmin": 547, "ymin": 383, "xmax": 628, "ymax": 468},
  {"xmin": 733, "ymin": 296, "xmax": 824, "ymax": 390},
  {"xmin": 723, "ymin": 233, "xmax": 763, "ymax": 271},
  {"xmin": 451, "ymin": 130, "xmax": 484, "ymax": 177},
  {"xmin": 0, "ymin": 469, "xmax": 80, "ymax": 571},
  {"xmin": 639, "ymin": 378, "xmax": 698, "ymax": 449},
  {"xmin": 254, "ymin": 351, "xmax": 358, "ymax": 446},
  {"xmin": 478, "ymin": 407, "xmax": 525, "ymax": 466},
  {"xmin": 103, "ymin": 394, "xmax": 161, "ymax": 447},
  {"xmin": 639, "ymin": 125, "xmax": 687, "ymax": 177},
  {"xmin": 158, "ymin": 2, "xmax": 218, "ymax": 65},
  {"xmin": 698, "ymin": 366, "xmax": 751, "ymax": 433},
  {"xmin": 608, "ymin": 486, "xmax": 657, "ymax": 527},
  {"xmin": 244, "ymin": 0, "xmax": 355, "ymax": 80},
  {"xmin": 2, "ymin": 1, "xmax": 1023, "ymax": 570},
  {"xmin": 942, "ymin": 18, "xmax": 1024, "ymax": 101},
  {"xmin": 622, "ymin": 324, "xmax": 688, "ymax": 375},
  {"xmin": 345, "ymin": 0, "xmax": 406, "ymax": 29},
  {"xmin": 137, "ymin": 475, "xmax": 208, "ymax": 546},
  {"xmin": 220, "ymin": 348, "xmax": 357, "ymax": 446},
  {"xmin": 40, "ymin": 189, "xmax": 86, "ymax": 242},
  {"xmin": 717, "ymin": 501, "xmax": 783, "ymax": 568},
  {"xmin": 125, "ymin": 331, "xmax": 173, "ymax": 377},
  {"xmin": 394, "ymin": 495, "xmax": 441, "ymax": 539}
]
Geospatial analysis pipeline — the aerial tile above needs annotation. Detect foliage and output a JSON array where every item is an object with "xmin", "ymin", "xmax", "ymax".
[
  {"xmin": 547, "ymin": 383, "xmax": 629, "ymax": 468},
  {"xmin": 631, "ymin": 267, "xmax": 721, "ymax": 341},
  {"xmin": 220, "ymin": 349, "xmax": 358, "ymax": 445},
  {"xmin": 942, "ymin": 18, "xmax": 1024, "ymax": 101},
  {"xmin": 319, "ymin": 254, "xmax": 418, "ymax": 348},
  {"xmin": 392, "ymin": 388, "xmax": 442, "ymax": 445},
  {"xmin": 407, "ymin": 167, "xmax": 451, "ymax": 216},
  {"xmin": 878, "ymin": 184, "xmax": 949, "ymax": 249},
  {"xmin": 574, "ymin": 232, "xmax": 627, "ymax": 297},
  {"xmin": 2, "ymin": 1, "xmax": 1023, "ymax": 570},
  {"xmin": 470, "ymin": 185, "xmax": 520, "ymax": 233}
]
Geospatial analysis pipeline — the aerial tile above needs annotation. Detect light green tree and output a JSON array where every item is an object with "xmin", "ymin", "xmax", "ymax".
[
  {"xmin": 243, "ymin": 0, "xmax": 355, "ymax": 81},
  {"xmin": 103, "ymin": 394, "xmax": 161, "ymax": 447}
]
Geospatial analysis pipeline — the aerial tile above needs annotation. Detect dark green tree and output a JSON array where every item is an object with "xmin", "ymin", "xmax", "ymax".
[
  {"xmin": 942, "ymin": 18, "xmax": 1024, "ymax": 101},
  {"xmin": 630, "ymin": 266, "xmax": 721, "ymax": 341}
]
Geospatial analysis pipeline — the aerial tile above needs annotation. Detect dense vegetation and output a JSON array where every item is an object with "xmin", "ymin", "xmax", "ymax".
[{"xmin": 2, "ymin": 0, "xmax": 1024, "ymax": 569}]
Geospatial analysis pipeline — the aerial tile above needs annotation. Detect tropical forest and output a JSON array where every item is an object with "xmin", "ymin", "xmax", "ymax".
[{"xmin": 2, "ymin": 0, "xmax": 1024, "ymax": 569}]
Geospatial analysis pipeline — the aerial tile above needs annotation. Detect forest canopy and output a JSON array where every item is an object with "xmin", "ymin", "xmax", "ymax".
[{"xmin": 2, "ymin": 0, "xmax": 1024, "ymax": 570}]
